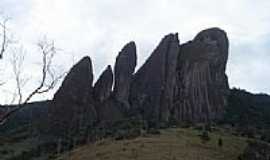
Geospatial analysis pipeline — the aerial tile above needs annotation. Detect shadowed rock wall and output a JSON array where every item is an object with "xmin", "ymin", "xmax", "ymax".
[{"xmin": 48, "ymin": 28, "xmax": 229, "ymax": 136}]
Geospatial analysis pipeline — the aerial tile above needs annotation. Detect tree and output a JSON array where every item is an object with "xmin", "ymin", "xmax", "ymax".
[
  {"xmin": 0, "ymin": 18, "xmax": 8, "ymax": 59},
  {"xmin": 0, "ymin": 15, "xmax": 13, "ymax": 60},
  {"xmin": 0, "ymin": 36, "xmax": 66, "ymax": 124}
]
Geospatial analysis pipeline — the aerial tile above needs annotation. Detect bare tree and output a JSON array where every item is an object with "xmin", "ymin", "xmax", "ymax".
[
  {"xmin": 0, "ymin": 18, "xmax": 9, "ymax": 59},
  {"xmin": 10, "ymin": 46, "xmax": 27, "ymax": 104},
  {"xmin": 0, "ymin": 17, "xmax": 10, "ymax": 88},
  {"xmin": 0, "ymin": 38, "xmax": 65, "ymax": 124}
]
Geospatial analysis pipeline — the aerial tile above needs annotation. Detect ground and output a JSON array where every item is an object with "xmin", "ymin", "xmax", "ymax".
[{"xmin": 57, "ymin": 128, "xmax": 247, "ymax": 160}]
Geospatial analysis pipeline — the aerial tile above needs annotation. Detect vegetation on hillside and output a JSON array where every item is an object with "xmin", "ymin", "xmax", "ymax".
[
  {"xmin": 58, "ymin": 128, "xmax": 247, "ymax": 160},
  {"xmin": 223, "ymin": 88, "xmax": 270, "ymax": 140},
  {"xmin": 1, "ymin": 88, "xmax": 270, "ymax": 159}
]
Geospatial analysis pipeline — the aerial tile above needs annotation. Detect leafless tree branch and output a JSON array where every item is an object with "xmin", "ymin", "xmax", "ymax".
[
  {"xmin": 0, "ymin": 38, "xmax": 65, "ymax": 124},
  {"xmin": 0, "ymin": 18, "xmax": 8, "ymax": 59},
  {"xmin": 10, "ymin": 47, "xmax": 26, "ymax": 104}
]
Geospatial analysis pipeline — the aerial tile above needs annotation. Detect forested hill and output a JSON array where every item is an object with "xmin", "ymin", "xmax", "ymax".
[{"xmin": 224, "ymin": 88, "xmax": 270, "ymax": 131}]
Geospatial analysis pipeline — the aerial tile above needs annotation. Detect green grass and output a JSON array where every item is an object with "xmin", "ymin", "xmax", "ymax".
[{"xmin": 57, "ymin": 128, "xmax": 247, "ymax": 160}]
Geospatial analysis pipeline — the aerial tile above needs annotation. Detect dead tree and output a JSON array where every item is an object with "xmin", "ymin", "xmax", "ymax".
[
  {"xmin": 10, "ymin": 47, "xmax": 27, "ymax": 104},
  {"xmin": 0, "ymin": 38, "xmax": 65, "ymax": 124},
  {"xmin": 0, "ymin": 18, "xmax": 9, "ymax": 59}
]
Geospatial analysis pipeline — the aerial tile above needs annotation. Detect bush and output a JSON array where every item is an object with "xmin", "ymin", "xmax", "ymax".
[
  {"xmin": 218, "ymin": 138, "xmax": 223, "ymax": 147},
  {"xmin": 179, "ymin": 122, "xmax": 193, "ymax": 128},
  {"xmin": 200, "ymin": 131, "xmax": 210, "ymax": 143},
  {"xmin": 245, "ymin": 127, "xmax": 256, "ymax": 138},
  {"xmin": 260, "ymin": 130, "xmax": 270, "ymax": 142},
  {"xmin": 240, "ymin": 140, "xmax": 270, "ymax": 160},
  {"xmin": 0, "ymin": 149, "xmax": 9, "ymax": 155},
  {"xmin": 194, "ymin": 124, "xmax": 204, "ymax": 131},
  {"xmin": 127, "ymin": 128, "xmax": 141, "ymax": 139},
  {"xmin": 147, "ymin": 128, "xmax": 161, "ymax": 135}
]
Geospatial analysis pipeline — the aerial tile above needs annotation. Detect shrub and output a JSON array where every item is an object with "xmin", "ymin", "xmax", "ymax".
[
  {"xmin": 218, "ymin": 138, "xmax": 223, "ymax": 147},
  {"xmin": 200, "ymin": 131, "xmax": 210, "ymax": 143},
  {"xmin": 0, "ymin": 149, "xmax": 9, "ymax": 155},
  {"xmin": 147, "ymin": 128, "xmax": 161, "ymax": 135},
  {"xmin": 240, "ymin": 140, "xmax": 270, "ymax": 160}
]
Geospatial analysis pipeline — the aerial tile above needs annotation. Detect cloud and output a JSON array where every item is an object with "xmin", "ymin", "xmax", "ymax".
[
  {"xmin": 227, "ymin": 34, "xmax": 270, "ymax": 93},
  {"xmin": 0, "ymin": 0, "xmax": 270, "ymax": 103}
]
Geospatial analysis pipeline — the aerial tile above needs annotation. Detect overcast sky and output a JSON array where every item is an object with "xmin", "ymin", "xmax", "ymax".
[{"xmin": 0, "ymin": 0, "xmax": 270, "ymax": 103}]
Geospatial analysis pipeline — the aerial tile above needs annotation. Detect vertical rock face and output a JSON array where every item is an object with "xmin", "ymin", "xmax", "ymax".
[
  {"xmin": 173, "ymin": 28, "xmax": 229, "ymax": 122},
  {"xmin": 48, "ymin": 56, "xmax": 97, "ymax": 137},
  {"xmin": 130, "ymin": 34, "xmax": 180, "ymax": 122},
  {"xmin": 93, "ymin": 65, "xmax": 113, "ymax": 102},
  {"xmin": 96, "ymin": 42, "xmax": 137, "ymax": 122},
  {"xmin": 93, "ymin": 65, "xmax": 123, "ymax": 122},
  {"xmin": 113, "ymin": 41, "xmax": 137, "ymax": 109},
  {"xmin": 47, "ymin": 28, "xmax": 230, "ymax": 137}
]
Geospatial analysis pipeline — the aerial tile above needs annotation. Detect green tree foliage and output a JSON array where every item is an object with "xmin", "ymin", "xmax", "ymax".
[{"xmin": 223, "ymin": 88, "xmax": 270, "ymax": 132}]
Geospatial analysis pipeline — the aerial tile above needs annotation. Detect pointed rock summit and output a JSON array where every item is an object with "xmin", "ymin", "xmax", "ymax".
[
  {"xmin": 47, "ymin": 27, "xmax": 230, "ymax": 138},
  {"xmin": 93, "ymin": 65, "xmax": 113, "ymax": 102},
  {"xmin": 113, "ymin": 41, "xmax": 137, "ymax": 109},
  {"xmin": 130, "ymin": 33, "xmax": 180, "ymax": 122},
  {"xmin": 48, "ymin": 56, "xmax": 97, "ymax": 137}
]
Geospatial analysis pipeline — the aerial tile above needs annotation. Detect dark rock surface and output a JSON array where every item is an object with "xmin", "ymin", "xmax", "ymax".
[
  {"xmin": 48, "ymin": 56, "xmax": 97, "ymax": 137},
  {"xmin": 96, "ymin": 97, "xmax": 126, "ymax": 122},
  {"xmin": 45, "ymin": 28, "xmax": 230, "ymax": 137},
  {"xmin": 130, "ymin": 34, "xmax": 180, "ymax": 122},
  {"xmin": 93, "ymin": 65, "xmax": 113, "ymax": 102},
  {"xmin": 113, "ymin": 41, "xmax": 137, "ymax": 109},
  {"xmin": 93, "ymin": 65, "xmax": 125, "ymax": 122},
  {"xmin": 172, "ymin": 28, "xmax": 229, "ymax": 122},
  {"xmin": 96, "ymin": 42, "xmax": 137, "ymax": 122}
]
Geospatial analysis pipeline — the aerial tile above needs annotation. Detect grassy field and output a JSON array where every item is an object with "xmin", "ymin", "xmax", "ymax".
[{"xmin": 58, "ymin": 128, "xmax": 247, "ymax": 160}]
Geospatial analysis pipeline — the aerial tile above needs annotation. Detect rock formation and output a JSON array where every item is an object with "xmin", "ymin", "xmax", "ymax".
[
  {"xmin": 48, "ymin": 56, "xmax": 97, "ymax": 137},
  {"xmin": 113, "ymin": 41, "xmax": 137, "ymax": 109},
  {"xmin": 47, "ymin": 28, "xmax": 230, "ymax": 137},
  {"xmin": 93, "ymin": 65, "xmax": 113, "ymax": 102},
  {"xmin": 93, "ymin": 65, "xmax": 124, "ymax": 121},
  {"xmin": 130, "ymin": 33, "xmax": 180, "ymax": 122},
  {"xmin": 96, "ymin": 42, "xmax": 137, "ymax": 122},
  {"xmin": 172, "ymin": 28, "xmax": 229, "ymax": 122}
]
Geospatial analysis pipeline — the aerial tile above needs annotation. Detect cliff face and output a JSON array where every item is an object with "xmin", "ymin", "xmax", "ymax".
[
  {"xmin": 113, "ymin": 41, "xmax": 137, "ymax": 110},
  {"xmin": 47, "ymin": 27, "xmax": 229, "ymax": 136},
  {"xmin": 48, "ymin": 57, "xmax": 97, "ymax": 137},
  {"xmin": 93, "ymin": 65, "xmax": 113, "ymax": 103},
  {"xmin": 173, "ymin": 28, "xmax": 229, "ymax": 122},
  {"xmin": 94, "ymin": 42, "xmax": 137, "ymax": 122},
  {"xmin": 129, "ymin": 34, "xmax": 180, "ymax": 122}
]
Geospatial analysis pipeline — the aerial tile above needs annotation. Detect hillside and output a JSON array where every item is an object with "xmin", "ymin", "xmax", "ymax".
[
  {"xmin": 224, "ymin": 88, "xmax": 270, "ymax": 137},
  {"xmin": 58, "ymin": 128, "xmax": 247, "ymax": 160},
  {"xmin": 1, "ymin": 28, "xmax": 270, "ymax": 160},
  {"xmin": 0, "ymin": 101, "xmax": 49, "ymax": 135},
  {"xmin": 0, "ymin": 88, "xmax": 269, "ymax": 160}
]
